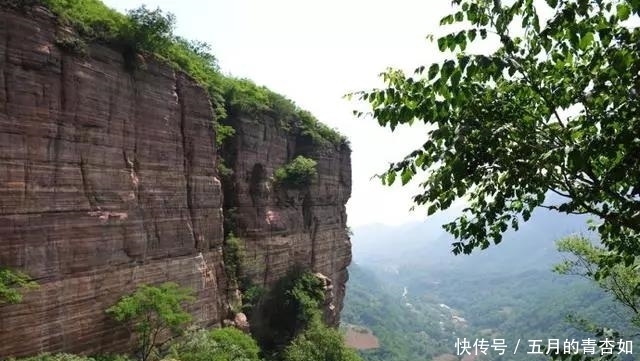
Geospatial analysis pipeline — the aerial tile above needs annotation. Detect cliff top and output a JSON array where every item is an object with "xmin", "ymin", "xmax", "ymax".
[{"xmin": 3, "ymin": 0, "xmax": 349, "ymax": 149}]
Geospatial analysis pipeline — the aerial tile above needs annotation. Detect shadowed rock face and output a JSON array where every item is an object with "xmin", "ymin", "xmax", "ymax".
[{"xmin": 0, "ymin": 5, "xmax": 352, "ymax": 358}]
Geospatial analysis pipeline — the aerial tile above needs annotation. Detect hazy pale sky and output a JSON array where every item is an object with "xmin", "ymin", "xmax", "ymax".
[{"xmin": 102, "ymin": 0, "xmax": 458, "ymax": 227}]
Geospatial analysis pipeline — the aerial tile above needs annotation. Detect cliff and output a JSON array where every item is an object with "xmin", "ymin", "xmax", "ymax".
[
  {"xmin": 220, "ymin": 113, "xmax": 352, "ymax": 326},
  {"xmin": 0, "ymin": 4, "xmax": 351, "ymax": 358}
]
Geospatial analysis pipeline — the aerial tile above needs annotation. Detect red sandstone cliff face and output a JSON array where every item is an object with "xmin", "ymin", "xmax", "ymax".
[
  {"xmin": 220, "ymin": 114, "xmax": 352, "ymax": 325},
  {"xmin": 0, "ymin": 5, "xmax": 352, "ymax": 359}
]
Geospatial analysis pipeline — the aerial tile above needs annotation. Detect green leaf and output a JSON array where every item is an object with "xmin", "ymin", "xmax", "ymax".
[
  {"xmin": 448, "ymin": 35, "xmax": 457, "ymax": 51},
  {"xmin": 441, "ymin": 60, "xmax": 455, "ymax": 81},
  {"xmin": 579, "ymin": 32, "xmax": 594, "ymax": 50},
  {"xmin": 428, "ymin": 64, "xmax": 440, "ymax": 80},
  {"xmin": 545, "ymin": 0, "xmax": 558, "ymax": 7},
  {"xmin": 401, "ymin": 167, "xmax": 414, "ymax": 185},
  {"xmin": 439, "ymin": 14, "xmax": 454, "ymax": 25},
  {"xmin": 617, "ymin": 3, "xmax": 631, "ymax": 20},
  {"xmin": 451, "ymin": 69, "xmax": 462, "ymax": 87},
  {"xmin": 386, "ymin": 171, "xmax": 396, "ymax": 186},
  {"xmin": 468, "ymin": 29, "xmax": 477, "ymax": 42}
]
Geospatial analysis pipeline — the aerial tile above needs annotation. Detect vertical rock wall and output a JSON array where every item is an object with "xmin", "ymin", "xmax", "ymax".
[
  {"xmin": 0, "ymin": 7, "xmax": 227, "ymax": 357},
  {"xmin": 0, "ymin": 5, "xmax": 352, "ymax": 358},
  {"xmin": 220, "ymin": 114, "xmax": 352, "ymax": 325}
]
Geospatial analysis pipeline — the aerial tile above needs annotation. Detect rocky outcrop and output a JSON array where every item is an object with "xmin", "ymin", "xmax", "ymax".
[
  {"xmin": 0, "ymin": 4, "xmax": 351, "ymax": 359},
  {"xmin": 220, "ymin": 114, "xmax": 352, "ymax": 326}
]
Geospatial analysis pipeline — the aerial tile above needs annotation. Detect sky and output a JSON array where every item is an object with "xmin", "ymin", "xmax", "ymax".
[{"xmin": 101, "ymin": 0, "xmax": 460, "ymax": 227}]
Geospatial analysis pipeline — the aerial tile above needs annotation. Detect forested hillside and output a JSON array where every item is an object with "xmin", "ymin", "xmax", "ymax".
[{"xmin": 343, "ymin": 210, "xmax": 638, "ymax": 361}]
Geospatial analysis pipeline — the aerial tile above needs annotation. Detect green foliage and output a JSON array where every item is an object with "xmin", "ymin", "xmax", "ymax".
[
  {"xmin": 31, "ymin": 0, "xmax": 346, "ymax": 145},
  {"xmin": 219, "ymin": 80, "xmax": 347, "ymax": 147},
  {"xmin": 352, "ymin": 0, "xmax": 640, "ymax": 277},
  {"xmin": 208, "ymin": 327, "xmax": 261, "ymax": 361},
  {"xmin": 169, "ymin": 327, "xmax": 261, "ymax": 361},
  {"xmin": 214, "ymin": 121, "xmax": 236, "ymax": 179},
  {"xmin": 118, "ymin": 5, "xmax": 175, "ymax": 69},
  {"xmin": 296, "ymin": 110, "xmax": 347, "ymax": 147},
  {"xmin": 123, "ymin": 6, "xmax": 175, "ymax": 54},
  {"xmin": 344, "ymin": 260, "xmax": 637, "ymax": 361},
  {"xmin": 555, "ymin": 236, "xmax": 640, "ymax": 326},
  {"xmin": 249, "ymin": 267, "xmax": 325, "ymax": 353},
  {"xmin": 217, "ymin": 160, "xmax": 234, "ymax": 178},
  {"xmin": 106, "ymin": 282, "xmax": 195, "ymax": 361},
  {"xmin": 0, "ymin": 266, "xmax": 37, "ymax": 304},
  {"xmin": 41, "ymin": 0, "xmax": 128, "ymax": 41},
  {"xmin": 240, "ymin": 283, "xmax": 266, "ymax": 315},
  {"xmin": 214, "ymin": 122, "xmax": 236, "ymax": 147},
  {"xmin": 342, "ymin": 264, "xmax": 457, "ymax": 361},
  {"xmin": 223, "ymin": 233, "xmax": 243, "ymax": 285},
  {"xmin": 274, "ymin": 156, "xmax": 318, "ymax": 189},
  {"xmin": 284, "ymin": 320, "xmax": 362, "ymax": 361}
]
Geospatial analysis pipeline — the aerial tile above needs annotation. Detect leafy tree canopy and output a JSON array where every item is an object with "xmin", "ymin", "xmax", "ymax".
[
  {"xmin": 554, "ymin": 236, "xmax": 640, "ymax": 328},
  {"xmin": 352, "ymin": 0, "xmax": 640, "ymax": 278},
  {"xmin": 283, "ymin": 319, "xmax": 363, "ymax": 361},
  {"xmin": 106, "ymin": 282, "xmax": 195, "ymax": 361},
  {"xmin": 169, "ymin": 327, "xmax": 261, "ymax": 361}
]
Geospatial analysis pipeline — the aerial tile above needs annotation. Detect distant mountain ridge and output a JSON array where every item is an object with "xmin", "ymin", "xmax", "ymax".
[{"xmin": 352, "ymin": 208, "xmax": 593, "ymax": 275}]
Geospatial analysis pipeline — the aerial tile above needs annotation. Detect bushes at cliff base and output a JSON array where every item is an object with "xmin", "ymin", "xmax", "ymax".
[
  {"xmin": 283, "ymin": 320, "xmax": 363, "ymax": 361},
  {"xmin": 169, "ymin": 327, "xmax": 261, "ymax": 361},
  {"xmin": 106, "ymin": 282, "xmax": 195, "ymax": 361}
]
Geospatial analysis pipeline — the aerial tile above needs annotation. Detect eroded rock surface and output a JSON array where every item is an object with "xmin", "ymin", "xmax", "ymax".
[
  {"xmin": 220, "ymin": 114, "xmax": 352, "ymax": 326},
  {"xmin": 0, "ymin": 7, "xmax": 226, "ymax": 357},
  {"xmin": 0, "ymin": 5, "xmax": 352, "ymax": 358}
]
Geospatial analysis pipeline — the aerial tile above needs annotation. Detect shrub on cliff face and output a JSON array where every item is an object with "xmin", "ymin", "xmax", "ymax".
[
  {"xmin": 0, "ymin": 266, "xmax": 37, "ymax": 304},
  {"xmin": 106, "ymin": 283, "xmax": 195, "ymax": 361},
  {"xmin": 274, "ymin": 156, "xmax": 318, "ymax": 189},
  {"xmin": 223, "ymin": 233, "xmax": 243, "ymax": 286},
  {"xmin": 169, "ymin": 327, "xmax": 261, "ymax": 361}
]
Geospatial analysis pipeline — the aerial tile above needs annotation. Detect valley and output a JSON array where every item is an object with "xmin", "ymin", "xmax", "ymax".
[{"xmin": 343, "ymin": 209, "xmax": 638, "ymax": 361}]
